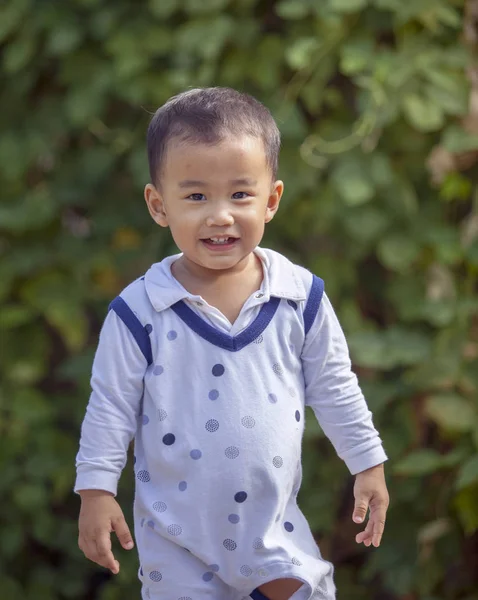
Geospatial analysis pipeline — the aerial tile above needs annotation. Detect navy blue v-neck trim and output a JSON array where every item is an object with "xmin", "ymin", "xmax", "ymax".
[{"xmin": 170, "ymin": 297, "xmax": 281, "ymax": 351}]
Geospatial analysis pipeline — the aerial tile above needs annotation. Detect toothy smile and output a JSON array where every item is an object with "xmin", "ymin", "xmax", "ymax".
[{"xmin": 205, "ymin": 237, "xmax": 237, "ymax": 244}]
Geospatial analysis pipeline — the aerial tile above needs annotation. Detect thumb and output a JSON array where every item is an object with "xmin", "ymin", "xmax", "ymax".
[
  {"xmin": 112, "ymin": 516, "xmax": 135, "ymax": 550},
  {"xmin": 353, "ymin": 498, "xmax": 369, "ymax": 524}
]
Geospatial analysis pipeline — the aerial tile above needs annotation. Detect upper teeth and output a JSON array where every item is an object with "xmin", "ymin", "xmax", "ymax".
[{"xmin": 210, "ymin": 237, "xmax": 230, "ymax": 243}]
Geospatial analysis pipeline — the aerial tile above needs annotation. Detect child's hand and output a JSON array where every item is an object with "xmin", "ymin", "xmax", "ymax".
[
  {"xmin": 78, "ymin": 489, "xmax": 135, "ymax": 574},
  {"xmin": 352, "ymin": 463, "xmax": 389, "ymax": 548}
]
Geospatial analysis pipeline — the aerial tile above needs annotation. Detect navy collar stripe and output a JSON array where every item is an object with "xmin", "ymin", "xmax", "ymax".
[
  {"xmin": 303, "ymin": 275, "xmax": 324, "ymax": 335},
  {"xmin": 109, "ymin": 296, "xmax": 153, "ymax": 365},
  {"xmin": 171, "ymin": 297, "xmax": 281, "ymax": 351}
]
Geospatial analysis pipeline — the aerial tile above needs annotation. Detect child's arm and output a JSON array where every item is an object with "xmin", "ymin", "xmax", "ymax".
[
  {"xmin": 75, "ymin": 309, "xmax": 147, "ymax": 572},
  {"xmin": 301, "ymin": 292, "xmax": 389, "ymax": 546}
]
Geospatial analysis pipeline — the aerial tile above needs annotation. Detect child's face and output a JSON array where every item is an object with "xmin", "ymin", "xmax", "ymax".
[{"xmin": 144, "ymin": 135, "xmax": 283, "ymax": 274}]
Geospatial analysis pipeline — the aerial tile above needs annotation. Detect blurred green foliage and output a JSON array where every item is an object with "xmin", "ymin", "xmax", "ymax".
[{"xmin": 1, "ymin": 0, "xmax": 477, "ymax": 599}]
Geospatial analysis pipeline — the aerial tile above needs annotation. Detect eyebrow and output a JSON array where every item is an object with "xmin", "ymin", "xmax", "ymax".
[{"xmin": 178, "ymin": 178, "xmax": 258, "ymax": 188}]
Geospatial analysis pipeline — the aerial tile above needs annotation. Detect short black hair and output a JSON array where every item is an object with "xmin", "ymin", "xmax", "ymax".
[{"xmin": 147, "ymin": 87, "xmax": 281, "ymax": 184}]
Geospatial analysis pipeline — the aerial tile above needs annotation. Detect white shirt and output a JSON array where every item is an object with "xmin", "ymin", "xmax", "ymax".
[{"xmin": 75, "ymin": 248, "xmax": 387, "ymax": 598}]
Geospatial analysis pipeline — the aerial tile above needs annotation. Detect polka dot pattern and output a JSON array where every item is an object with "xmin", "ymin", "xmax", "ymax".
[
  {"xmin": 240, "ymin": 565, "xmax": 252, "ymax": 577},
  {"xmin": 137, "ymin": 470, "xmax": 150, "ymax": 482},
  {"xmin": 288, "ymin": 300, "xmax": 298, "ymax": 310},
  {"xmin": 292, "ymin": 557, "xmax": 303, "ymax": 566},
  {"xmin": 254, "ymin": 334, "xmax": 263, "ymax": 344},
  {"xmin": 234, "ymin": 491, "xmax": 247, "ymax": 503},
  {"xmin": 273, "ymin": 456, "xmax": 283, "ymax": 468},
  {"xmin": 295, "ymin": 410, "xmax": 301, "ymax": 422},
  {"xmin": 178, "ymin": 597, "xmax": 192, "ymax": 600},
  {"xmin": 147, "ymin": 520, "xmax": 155, "ymax": 529},
  {"xmin": 225, "ymin": 446, "xmax": 239, "ymax": 459},
  {"xmin": 145, "ymin": 324, "xmax": 153, "ymax": 334},
  {"xmin": 167, "ymin": 330, "xmax": 177, "ymax": 341},
  {"xmin": 153, "ymin": 365, "xmax": 164, "ymax": 376},
  {"xmin": 284, "ymin": 521, "xmax": 295, "ymax": 532},
  {"xmin": 228, "ymin": 513, "xmax": 240, "ymax": 524},
  {"xmin": 223, "ymin": 538, "xmax": 237, "ymax": 551},
  {"xmin": 141, "ymin": 414, "xmax": 149, "ymax": 425},
  {"xmin": 167, "ymin": 524, "xmax": 182, "ymax": 536},
  {"xmin": 252, "ymin": 537, "xmax": 264, "ymax": 550},
  {"xmin": 268, "ymin": 393, "xmax": 278, "ymax": 404},
  {"xmin": 205, "ymin": 419, "xmax": 219, "ymax": 432},
  {"xmin": 273, "ymin": 363, "xmax": 283, "ymax": 376},
  {"xmin": 241, "ymin": 416, "xmax": 255, "ymax": 428},
  {"xmin": 288, "ymin": 386, "xmax": 296, "ymax": 397},
  {"xmin": 202, "ymin": 571, "xmax": 214, "ymax": 582},
  {"xmin": 149, "ymin": 571, "xmax": 162, "ymax": 582},
  {"xmin": 212, "ymin": 364, "xmax": 225, "ymax": 377},
  {"xmin": 178, "ymin": 481, "xmax": 187, "ymax": 491},
  {"xmin": 163, "ymin": 433, "xmax": 175, "ymax": 445},
  {"xmin": 153, "ymin": 501, "xmax": 167, "ymax": 513},
  {"xmin": 208, "ymin": 564, "xmax": 220, "ymax": 573},
  {"xmin": 190, "ymin": 449, "xmax": 202, "ymax": 460},
  {"xmin": 208, "ymin": 389, "xmax": 219, "ymax": 401},
  {"xmin": 158, "ymin": 408, "xmax": 168, "ymax": 421}
]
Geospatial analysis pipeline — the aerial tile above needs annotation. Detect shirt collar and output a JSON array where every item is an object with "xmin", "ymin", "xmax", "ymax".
[{"xmin": 144, "ymin": 247, "xmax": 306, "ymax": 313}]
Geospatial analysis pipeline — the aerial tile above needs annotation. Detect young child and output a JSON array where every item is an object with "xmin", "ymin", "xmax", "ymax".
[{"xmin": 75, "ymin": 87, "xmax": 389, "ymax": 600}]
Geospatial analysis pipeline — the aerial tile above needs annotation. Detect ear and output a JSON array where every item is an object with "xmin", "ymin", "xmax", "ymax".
[
  {"xmin": 144, "ymin": 183, "xmax": 168, "ymax": 227},
  {"xmin": 265, "ymin": 180, "xmax": 284, "ymax": 223}
]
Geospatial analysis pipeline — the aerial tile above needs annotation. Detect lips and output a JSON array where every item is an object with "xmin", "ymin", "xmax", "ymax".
[{"xmin": 201, "ymin": 237, "xmax": 239, "ymax": 250}]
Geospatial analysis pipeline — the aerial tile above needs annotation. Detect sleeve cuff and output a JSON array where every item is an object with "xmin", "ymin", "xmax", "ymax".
[
  {"xmin": 342, "ymin": 444, "xmax": 388, "ymax": 475},
  {"xmin": 74, "ymin": 470, "xmax": 119, "ymax": 496}
]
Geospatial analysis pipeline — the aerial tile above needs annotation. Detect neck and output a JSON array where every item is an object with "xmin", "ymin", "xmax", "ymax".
[{"xmin": 174, "ymin": 252, "xmax": 259, "ymax": 285}]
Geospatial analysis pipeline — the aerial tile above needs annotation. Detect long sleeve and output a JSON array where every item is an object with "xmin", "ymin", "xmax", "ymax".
[
  {"xmin": 301, "ymin": 293, "xmax": 387, "ymax": 475},
  {"xmin": 74, "ymin": 310, "xmax": 147, "ymax": 495}
]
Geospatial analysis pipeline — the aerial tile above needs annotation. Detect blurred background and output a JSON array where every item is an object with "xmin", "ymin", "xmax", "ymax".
[{"xmin": 1, "ymin": 0, "xmax": 477, "ymax": 599}]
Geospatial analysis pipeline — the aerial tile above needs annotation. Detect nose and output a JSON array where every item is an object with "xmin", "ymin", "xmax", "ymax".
[{"xmin": 205, "ymin": 205, "xmax": 234, "ymax": 228}]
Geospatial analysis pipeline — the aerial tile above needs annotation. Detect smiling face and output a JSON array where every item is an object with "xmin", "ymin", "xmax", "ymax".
[{"xmin": 144, "ymin": 135, "xmax": 283, "ymax": 277}]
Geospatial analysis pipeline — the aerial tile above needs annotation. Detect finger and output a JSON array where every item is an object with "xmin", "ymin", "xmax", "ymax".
[
  {"xmin": 112, "ymin": 515, "xmax": 135, "ymax": 550},
  {"xmin": 371, "ymin": 508, "xmax": 387, "ymax": 548},
  {"xmin": 355, "ymin": 518, "xmax": 374, "ymax": 545},
  {"xmin": 353, "ymin": 497, "xmax": 369, "ymax": 524},
  {"xmin": 95, "ymin": 530, "xmax": 119, "ymax": 574},
  {"xmin": 81, "ymin": 536, "xmax": 117, "ymax": 572}
]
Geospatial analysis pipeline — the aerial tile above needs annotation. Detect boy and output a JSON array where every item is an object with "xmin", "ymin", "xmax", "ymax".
[{"xmin": 75, "ymin": 87, "xmax": 389, "ymax": 600}]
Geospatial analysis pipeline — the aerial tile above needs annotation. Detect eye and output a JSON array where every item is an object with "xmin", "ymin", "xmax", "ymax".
[
  {"xmin": 188, "ymin": 193, "xmax": 206, "ymax": 201},
  {"xmin": 232, "ymin": 192, "xmax": 250, "ymax": 200}
]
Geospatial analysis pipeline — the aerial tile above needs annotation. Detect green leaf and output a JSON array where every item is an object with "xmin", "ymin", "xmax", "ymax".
[
  {"xmin": 20, "ymin": 272, "xmax": 88, "ymax": 351},
  {"xmin": 377, "ymin": 234, "xmax": 420, "ymax": 272},
  {"xmin": 0, "ymin": 187, "xmax": 56, "ymax": 233},
  {"xmin": 394, "ymin": 450, "xmax": 444, "ymax": 476},
  {"xmin": 184, "ymin": 0, "xmax": 231, "ymax": 13},
  {"xmin": 456, "ymin": 455, "xmax": 478, "ymax": 490},
  {"xmin": 349, "ymin": 327, "xmax": 431, "ymax": 369},
  {"xmin": 0, "ymin": 305, "xmax": 35, "ymax": 330},
  {"xmin": 402, "ymin": 93, "xmax": 445, "ymax": 132},
  {"xmin": 454, "ymin": 485, "xmax": 478, "ymax": 533},
  {"xmin": 332, "ymin": 159, "xmax": 375, "ymax": 206},
  {"xmin": 329, "ymin": 0, "xmax": 368, "ymax": 12},
  {"xmin": 276, "ymin": 0, "xmax": 310, "ymax": 19},
  {"xmin": 285, "ymin": 37, "xmax": 320, "ymax": 70},
  {"xmin": 340, "ymin": 38, "xmax": 375, "ymax": 75},
  {"xmin": 2, "ymin": 33, "xmax": 36, "ymax": 72},
  {"xmin": 425, "ymin": 394, "xmax": 477, "ymax": 433},
  {"xmin": 442, "ymin": 125, "xmax": 478, "ymax": 153}
]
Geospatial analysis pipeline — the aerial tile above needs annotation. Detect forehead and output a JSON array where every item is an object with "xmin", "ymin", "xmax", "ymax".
[{"xmin": 162, "ymin": 135, "xmax": 269, "ymax": 182}]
